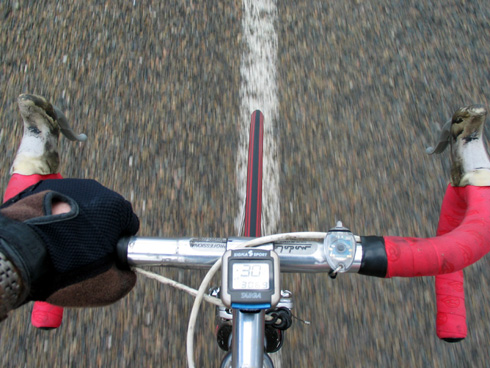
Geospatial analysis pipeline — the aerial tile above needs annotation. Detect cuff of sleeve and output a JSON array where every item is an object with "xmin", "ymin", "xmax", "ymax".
[
  {"xmin": 0, "ymin": 251, "xmax": 27, "ymax": 321},
  {"xmin": 0, "ymin": 214, "xmax": 48, "ymax": 297}
]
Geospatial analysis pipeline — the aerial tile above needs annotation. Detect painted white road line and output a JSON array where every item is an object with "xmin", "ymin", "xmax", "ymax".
[{"xmin": 236, "ymin": 0, "xmax": 280, "ymax": 236}]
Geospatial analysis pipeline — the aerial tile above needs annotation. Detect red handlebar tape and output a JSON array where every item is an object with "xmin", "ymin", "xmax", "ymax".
[
  {"xmin": 435, "ymin": 271, "xmax": 466, "ymax": 341},
  {"xmin": 385, "ymin": 185, "xmax": 490, "ymax": 341},
  {"xmin": 3, "ymin": 173, "xmax": 63, "ymax": 202},
  {"xmin": 385, "ymin": 185, "xmax": 490, "ymax": 277},
  {"xmin": 434, "ymin": 184, "xmax": 468, "ymax": 341}
]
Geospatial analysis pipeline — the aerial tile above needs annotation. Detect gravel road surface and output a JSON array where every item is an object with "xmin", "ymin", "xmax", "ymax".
[{"xmin": 1, "ymin": 1, "xmax": 490, "ymax": 367}]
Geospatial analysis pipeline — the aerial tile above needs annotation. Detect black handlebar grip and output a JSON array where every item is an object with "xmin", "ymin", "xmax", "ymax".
[
  {"xmin": 358, "ymin": 236, "xmax": 388, "ymax": 278},
  {"xmin": 116, "ymin": 237, "xmax": 131, "ymax": 269}
]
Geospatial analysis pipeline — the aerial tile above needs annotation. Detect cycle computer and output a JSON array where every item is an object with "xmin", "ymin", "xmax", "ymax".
[{"xmin": 221, "ymin": 248, "xmax": 280, "ymax": 310}]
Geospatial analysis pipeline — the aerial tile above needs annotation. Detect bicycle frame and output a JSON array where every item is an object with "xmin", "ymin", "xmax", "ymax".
[{"xmin": 233, "ymin": 109, "xmax": 267, "ymax": 367}]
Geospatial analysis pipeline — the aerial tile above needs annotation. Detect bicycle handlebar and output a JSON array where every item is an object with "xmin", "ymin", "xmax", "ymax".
[
  {"xmin": 117, "ymin": 184, "xmax": 490, "ymax": 279},
  {"xmin": 117, "ymin": 235, "xmax": 364, "ymax": 273},
  {"xmin": 113, "ymin": 104, "xmax": 490, "ymax": 346},
  {"xmin": 116, "ymin": 183, "xmax": 490, "ymax": 347}
]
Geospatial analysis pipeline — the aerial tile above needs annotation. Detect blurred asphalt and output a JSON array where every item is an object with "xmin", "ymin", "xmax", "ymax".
[{"xmin": 1, "ymin": 0, "xmax": 490, "ymax": 367}]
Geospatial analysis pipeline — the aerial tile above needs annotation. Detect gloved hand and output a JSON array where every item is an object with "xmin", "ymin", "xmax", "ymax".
[{"xmin": 0, "ymin": 179, "xmax": 139, "ymax": 307}]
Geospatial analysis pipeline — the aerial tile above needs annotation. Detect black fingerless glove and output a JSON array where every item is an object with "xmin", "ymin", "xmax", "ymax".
[{"xmin": 0, "ymin": 179, "xmax": 139, "ymax": 307}]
